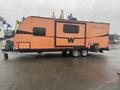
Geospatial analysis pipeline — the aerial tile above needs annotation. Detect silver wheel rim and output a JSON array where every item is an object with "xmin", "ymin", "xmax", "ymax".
[
  {"xmin": 73, "ymin": 50, "xmax": 79, "ymax": 57},
  {"xmin": 82, "ymin": 50, "xmax": 87, "ymax": 56}
]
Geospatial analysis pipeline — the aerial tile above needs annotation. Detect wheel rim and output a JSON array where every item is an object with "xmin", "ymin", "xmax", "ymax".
[
  {"xmin": 82, "ymin": 50, "xmax": 88, "ymax": 56},
  {"xmin": 73, "ymin": 50, "xmax": 79, "ymax": 57}
]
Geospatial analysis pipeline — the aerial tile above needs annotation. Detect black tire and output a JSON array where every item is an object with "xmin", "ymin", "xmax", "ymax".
[
  {"xmin": 38, "ymin": 52, "xmax": 43, "ymax": 55},
  {"xmin": 62, "ymin": 51, "xmax": 67, "ymax": 56},
  {"xmin": 71, "ymin": 50, "xmax": 79, "ymax": 57},
  {"xmin": 80, "ymin": 49, "xmax": 88, "ymax": 57},
  {"xmin": 4, "ymin": 53, "xmax": 8, "ymax": 60}
]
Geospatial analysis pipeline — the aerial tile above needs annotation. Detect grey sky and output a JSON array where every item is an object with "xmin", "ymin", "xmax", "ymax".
[{"xmin": 0, "ymin": 0, "xmax": 120, "ymax": 34}]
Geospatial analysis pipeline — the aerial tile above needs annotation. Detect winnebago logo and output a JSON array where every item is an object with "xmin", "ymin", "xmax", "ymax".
[{"xmin": 67, "ymin": 38, "xmax": 75, "ymax": 43}]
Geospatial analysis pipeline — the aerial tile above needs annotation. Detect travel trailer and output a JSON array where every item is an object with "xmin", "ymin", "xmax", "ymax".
[{"xmin": 2, "ymin": 16, "xmax": 110, "ymax": 59}]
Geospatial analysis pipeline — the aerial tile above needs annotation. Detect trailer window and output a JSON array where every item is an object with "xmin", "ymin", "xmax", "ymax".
[
  {"xmin": 63, "ymin": 24, "xmax": 79, "ymax": 33},
  {"xmin": 33, "ymin": 27, "xmax": 46, "ymax": 36}
]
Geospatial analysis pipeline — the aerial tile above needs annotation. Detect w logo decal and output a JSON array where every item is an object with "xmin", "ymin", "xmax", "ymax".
[{"xmin": 68, "ymin": 38, "xmax": 75, "ymax": 43}]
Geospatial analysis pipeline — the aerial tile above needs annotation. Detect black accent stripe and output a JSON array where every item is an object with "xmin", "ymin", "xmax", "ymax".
[
  {"xmin": 55, "ymin": 33, "xmax": 109, "ymax": 39},
  {"xmin": 56, "ymin": 37, "xmax": 84, "ymax": 39},
  {"xmin": 13, "ymin": 46, "xmax": 84, "ymax": 52},
  {"xmin": 16, "ymin": 30, "xmax": 109, "ymax": 39},
  {"xmin": 16, "ymin": 30, "xmax": 33, "ymax": 34},
  {"xmin": 96, "ymin": 34, "xmax": 109, "ymax": 37},
  {"xmin": 16, "ymin": 31, "xmax": 109, "ymax": 38},
  {"xmin": 86, "ymin": 34, "xmax": 109, "ymax": 38}
]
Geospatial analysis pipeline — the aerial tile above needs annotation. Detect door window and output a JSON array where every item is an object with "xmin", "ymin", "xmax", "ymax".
[{"xmin": 63, "ymin": 24, "xmax": 79, "ymax": 34}]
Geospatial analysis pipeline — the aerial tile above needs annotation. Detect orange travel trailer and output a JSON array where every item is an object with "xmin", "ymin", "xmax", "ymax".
[{"xmin": 2, "ymin": 16, "xmax": 110, "ymax": 59}]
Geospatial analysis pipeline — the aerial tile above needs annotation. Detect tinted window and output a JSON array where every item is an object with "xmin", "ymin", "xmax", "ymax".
[
  {"xmin": 63, "ymin": 24, "xmax": 79, "ymax": 33},
  {"xmin": 33, "ymin": 27, "xmax": 46, "ymax": 36}
]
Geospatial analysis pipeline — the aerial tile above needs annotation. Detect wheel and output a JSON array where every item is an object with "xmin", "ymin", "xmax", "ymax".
[
  {"xmin": 80, "ymin": 49, "xmax": 88, "ymax": 57},
  {"xmin": 99, "ymin": 49, "xmax": 104, "ymax": 53},
  {"xmin": 71, "ymin": 50, "xmax": 79, "ymax": 57},
  {"xmin": 38, "ymin": 52, "xmax": 43, "ymax": 55},
  {"xmin": 4, "ymin": 53, "xmax": 8, "ymax": 60},
  {"xmin": 62, "ymin": 51, "xmax": 67, "ymax": 56}
]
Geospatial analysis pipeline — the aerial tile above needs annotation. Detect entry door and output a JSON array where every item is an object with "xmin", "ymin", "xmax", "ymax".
[{"xmin": 56, "ymin": 22, "xmax": 86, "ymax": 47}]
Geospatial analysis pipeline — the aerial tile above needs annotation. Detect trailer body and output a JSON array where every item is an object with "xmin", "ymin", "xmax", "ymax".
[{"xmin": 2, "ymin": 16, "xmax": 110, "ymax": 58}]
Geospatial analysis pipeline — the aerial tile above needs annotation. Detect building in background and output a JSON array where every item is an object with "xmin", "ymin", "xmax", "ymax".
[
  {"xmin": 0, "ymin": 16, "xmax": 13, "ymax": 39},
  {"xmin": 0, "ymin": 16, "xmax": 13, "ymax": 49},
  {"xmin": 0, "ymin": 16, "xmax": 4, "ymax": 39}
]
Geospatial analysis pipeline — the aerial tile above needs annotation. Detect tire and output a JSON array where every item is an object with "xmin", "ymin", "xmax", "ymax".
[
  {"xmin": 71, "ymin": 50, "xmax": 79, "ymax": 57},
  {"xmin": 80, "ymin": 49, "xmax": 88, "ymax": 57},
  {"xmin": 4, "ymin": 53, "xmax": 8, "ymax": 60},
  {"xmin": 62, "ymin": 51, "xmax": 67, "ymax": 56},
  {"xmin": 38, "ymin": 52, "xmax": 43, "ymax": 55}
]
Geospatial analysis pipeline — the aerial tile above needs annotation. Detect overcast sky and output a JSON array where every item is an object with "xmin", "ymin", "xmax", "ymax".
[{"xmin": 0, "ymin": 0, "xmax": 120, "ymax": 34}]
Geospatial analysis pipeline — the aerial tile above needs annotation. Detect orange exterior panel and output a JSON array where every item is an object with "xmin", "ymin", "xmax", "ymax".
[
  {"xmin": 14, "ymin": 17, "xmax": 55, "ymax": 49},
  {"xmin": 86, "ymin": 22, "xmax": 109, "ymax": 48},
  {"xmin": 13, "ymin": 16, "xmax": 110, "ymax": 51}
]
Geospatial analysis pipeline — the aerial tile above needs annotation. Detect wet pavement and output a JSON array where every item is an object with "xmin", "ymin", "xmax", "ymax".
[{"xmin": 0, "ymin": 49, "xmax": 120, "ymax": 90}]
